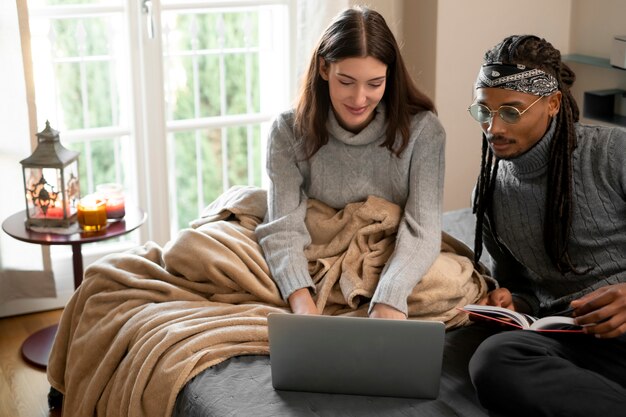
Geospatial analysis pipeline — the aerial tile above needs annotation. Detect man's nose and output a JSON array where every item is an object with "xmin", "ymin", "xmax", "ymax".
[{"xmin": 486, "ymin": 113, "xmax": 506, "ymax": 135}]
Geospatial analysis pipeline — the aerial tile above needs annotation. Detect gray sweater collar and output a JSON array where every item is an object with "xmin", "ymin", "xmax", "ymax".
[
  {"xmin": 327, "ymin": 104, "xmax": 387, "ymax": 146},
  {"xmin": 503, "ymin": 117, "xmax": 556, "ymax": 178}
]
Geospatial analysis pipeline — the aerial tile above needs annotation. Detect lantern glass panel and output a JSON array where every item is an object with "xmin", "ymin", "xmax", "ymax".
[
  {"xmin": 23, "ymin": 162, "xmax": 80, "ymax": 228},
  {"xmin": 24, "ymin": 167, "xmax": 63, "ymax": 219},
  {"xmin": 64, "ymin": 161, "xmax": 80, "ymax": 215}
]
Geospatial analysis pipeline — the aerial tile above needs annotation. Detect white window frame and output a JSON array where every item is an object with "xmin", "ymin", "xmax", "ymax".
[{"xmin": 134, "ymin": 0, "xmax": 295, "ymax": 243}]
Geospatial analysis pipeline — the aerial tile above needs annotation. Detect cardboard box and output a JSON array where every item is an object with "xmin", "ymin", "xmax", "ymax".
[{"xmin": 610, "ymin": 36, "xmax": 626, "ymax": 69}]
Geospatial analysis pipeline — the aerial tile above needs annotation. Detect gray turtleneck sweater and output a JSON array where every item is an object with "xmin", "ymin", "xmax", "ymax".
[
  {"xmin": 484, "ymin": 120, "xmax": 626, "ymax": 315},
  {"xmin": 255, "ymin": 105, "xmax": 446, "ymax": 315}
]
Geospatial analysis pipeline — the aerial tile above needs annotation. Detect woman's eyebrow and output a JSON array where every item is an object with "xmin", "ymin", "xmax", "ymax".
[{"xmin": 336, "ymin": 73, "xmax": 386, "ymax": 82}]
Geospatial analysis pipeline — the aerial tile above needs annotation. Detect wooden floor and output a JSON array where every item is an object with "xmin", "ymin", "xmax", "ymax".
[{"xmin": 0, "ymin": 309, "xmax": 63, "ymax": 417}]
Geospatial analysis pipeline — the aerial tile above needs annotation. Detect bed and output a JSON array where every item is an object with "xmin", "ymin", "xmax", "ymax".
[
  {"xmin": 171, "ymin": 206, "xmax": 493, "ymax": 417},
  {"xmin": 47, "ymin": 188, "xmax": 494, "ymax": 417}
]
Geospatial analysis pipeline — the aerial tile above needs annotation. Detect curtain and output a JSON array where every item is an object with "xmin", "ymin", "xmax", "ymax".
[
  {"xmin": 0, "ymin": 0, "xmax": 56, "ymax": 313},
  {"xmin": 295, "ymin": 0, "xmax": 349, "ymax": 79}
]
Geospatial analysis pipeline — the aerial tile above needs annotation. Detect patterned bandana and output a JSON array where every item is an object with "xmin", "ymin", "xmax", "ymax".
[{"xmin": 475, "ymin": 63, "xmax": 558, "ymax": 96}]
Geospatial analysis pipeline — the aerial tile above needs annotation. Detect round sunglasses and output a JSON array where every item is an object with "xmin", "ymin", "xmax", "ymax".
[{"xmin": 467, "ymin": 95, "xmax": 544, "ymax": 124}]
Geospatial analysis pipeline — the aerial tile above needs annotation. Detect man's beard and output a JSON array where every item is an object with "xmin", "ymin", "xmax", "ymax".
[{"xmin": 487, "ymin": 135, "xmax": 518, "ymax": 160}]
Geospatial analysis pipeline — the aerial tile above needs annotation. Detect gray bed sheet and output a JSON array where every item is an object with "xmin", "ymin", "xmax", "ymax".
[{"xmin": 173, "ymin": 208, "xmax": 493, "ymax": 417}]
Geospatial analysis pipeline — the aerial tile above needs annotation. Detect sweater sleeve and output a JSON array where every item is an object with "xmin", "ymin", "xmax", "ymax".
[
  {"xmin": 369, "ymin": 112, "xmax": 446, "ymax": 315},
  {"xmin": 482, "ymin": 213, "xmax": 540, "ymax": 315},
  {"xmin": 255, "ymin": 112, "xmax": 315, "ymax": 300}
]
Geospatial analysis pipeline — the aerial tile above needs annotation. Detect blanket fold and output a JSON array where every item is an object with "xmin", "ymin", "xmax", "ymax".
[{"xmin": 48, "ymin": 185, "xmax": 490, "ymax": 417}]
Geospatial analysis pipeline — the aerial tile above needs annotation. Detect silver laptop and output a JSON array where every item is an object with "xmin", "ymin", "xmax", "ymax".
[{"xmin": 267, "ymin": 313, "xmax": 445, "ymax": 399}]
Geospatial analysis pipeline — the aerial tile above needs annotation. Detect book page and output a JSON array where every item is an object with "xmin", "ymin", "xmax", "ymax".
[
  {"xmin": 460, "ymin": 304, "xmax": 533, "ymax": 328},
  {"xmin": 529, "ymin": 316, "xmax": 583, "ymax": 332}
]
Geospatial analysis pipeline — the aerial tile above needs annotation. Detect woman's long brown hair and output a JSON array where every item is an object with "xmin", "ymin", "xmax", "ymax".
[{"xmin": 294, "ymin": 6, "xmax": 435, "ymax": 159}]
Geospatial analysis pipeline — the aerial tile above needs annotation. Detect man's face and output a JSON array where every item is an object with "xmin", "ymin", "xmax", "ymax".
[{"xmin": 473, "ymin": 87, "xmax": 560, "ymax": 160}]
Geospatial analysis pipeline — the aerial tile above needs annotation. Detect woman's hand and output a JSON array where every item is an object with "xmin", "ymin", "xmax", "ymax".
[
  {"xmin": 571, "ymin": 283, "xmax": 626, "ymax": 339},
  {"xmin": 369, "ymin": 303, "xmax": 407, "ymax": 320},
  {"xmin": 288, "ymin": 288, "xmax": 319, "ymax": 315}
]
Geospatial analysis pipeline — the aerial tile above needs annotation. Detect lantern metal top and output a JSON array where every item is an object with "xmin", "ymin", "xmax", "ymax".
[{"xmin": 19, "ymin": 121, "xmax": 79, "ymax": 168}]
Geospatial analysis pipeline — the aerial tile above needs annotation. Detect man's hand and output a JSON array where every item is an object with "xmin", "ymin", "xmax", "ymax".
[
  {"xmin": 288, "ymin": 288, "xmax": 319, "ymax": 315},
  {"xmin": 571, "ymin": 283, "xmax": 626, "ymax": 338},
  {"xmin": 369, "ymin": 303, "xmax": 407, "ymax": 320}
]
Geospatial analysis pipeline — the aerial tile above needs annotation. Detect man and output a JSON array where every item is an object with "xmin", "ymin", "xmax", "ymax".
[{"xmin": 467, "ymin": 34, "xmax": 626, "ymax": 417}]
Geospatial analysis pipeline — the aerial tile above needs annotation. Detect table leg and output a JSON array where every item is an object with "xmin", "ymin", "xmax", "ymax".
[
  {"xmin": 22, "ymin": 244, "xmax": 83, "ymax": 368},
  {"xmin": 70, "ymin": 242, "xmax": 84, "ymax": 289}
]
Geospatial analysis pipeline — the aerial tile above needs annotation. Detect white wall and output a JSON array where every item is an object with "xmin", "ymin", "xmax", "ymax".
[
  {"xmin": 403, "ymin": 0, "xmax": 437, "ymax": 100},
  {"xmin": 570, "ymin": 0, "xmax": 626, "ymax": 58},
  {"xmin": 0, "ymin": 0, "xmax": 64, "ymax": 317}
]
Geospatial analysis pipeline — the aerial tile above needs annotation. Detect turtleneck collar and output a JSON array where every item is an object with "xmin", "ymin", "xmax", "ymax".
[
  {"xmin": 501, "ymin": 117, "xmax": 556, "ymax": 178},
  {"xmin": 326, "ymin": 103, "xmax": 388, "ymax": 146}
]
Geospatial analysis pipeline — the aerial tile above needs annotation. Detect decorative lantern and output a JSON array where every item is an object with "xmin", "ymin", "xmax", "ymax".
[{"xmin": 20, "ymin": 121, "xmax": 80, "ymax": 228}]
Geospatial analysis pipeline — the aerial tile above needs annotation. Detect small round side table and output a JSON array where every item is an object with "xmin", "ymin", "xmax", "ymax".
[{"xmin": 2, "ymin": 206, "xmax": 147, "ymax": 367}]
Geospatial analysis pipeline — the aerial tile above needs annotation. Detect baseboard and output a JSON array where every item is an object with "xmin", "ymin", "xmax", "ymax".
[
  {"xmin": 0, "ymin": 241, "xmax": 137, "ymax": 318},
  {"xmin": 0, "ymin": 288, "xmax": 73, "ymax": 318}
]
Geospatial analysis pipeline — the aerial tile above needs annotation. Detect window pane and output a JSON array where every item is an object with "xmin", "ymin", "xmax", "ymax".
[
  {"xmin": 226, "ymin": 125, "xmax": 263, "ymax": 187},
  {"xmin": 250, "ymin": 53, "xmax": 260, "ymax": 113},
  {"xmin": 173, "ymin": 131, "xmax": 199, "ymax": 229},
  {"xmin": 163, "ymin": 3, "xmax": 289, "ymax": 233},
  {"xmin": 29, "ymin": 2, "xmax": 133, "ymax": 223},
  {"xmin": 200, "ymin": 129, "xmax": 225, "ymax": 207},
  {"xmin": 31, "ymin": 13, "xmax": 128, "ymax": 132},
  {"xmin": 66, "ymin": 136, "xmax": 130, "ymax": 196},
  {"xmin": 223, "ymin": 12, "xmax": 258, "ymax": 48},
  {"xmin": 171, "ymin": 129, "xmax": 223, "ymax": 229},
  {"xmin": 224, "ymin": 53, "xmax": 248, "ymax": 115},
  {"xmin": 166, "ymin": 56, "xmax": 196, "ymax": 120},
  {"xmin": 51, "ymin": 17, "xmax": 110, "ymax": 57},
  {"xmin": 56, "ymin": 61, "xmax": 113, "ymax": 129},
  {"xmin": 166, "ymin": 55, "xmax": 222, "ymax": 120},
  {"xmin": 163, "ymin": 9, "xmax": 263, "ymax": 120},
  {"xmin": 171, "ymin": 125, "xmax": 264, "ymax": 229}
]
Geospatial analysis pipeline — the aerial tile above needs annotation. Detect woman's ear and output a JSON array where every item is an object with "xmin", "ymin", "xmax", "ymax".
[
  {"xmin": 319, "ymin": 57, "xmax": 329, "ymax": 81},
  {"xmin": 548, "ymin": 91, "xmax": 562, "ymax": 117}
]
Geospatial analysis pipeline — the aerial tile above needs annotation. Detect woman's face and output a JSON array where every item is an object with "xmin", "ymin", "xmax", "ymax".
[{"xmin": 319, "ymin": 56, "xmax": 387, "ymax": 133}]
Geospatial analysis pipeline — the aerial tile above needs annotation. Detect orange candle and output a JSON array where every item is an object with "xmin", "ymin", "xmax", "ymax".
[
  {"xmin": 77, "ymin": 196, "xmax": 107, "ymax": 231},
  {"xmin": 36, "ymin": 205, "xmax": 64, "ymax": 219}
]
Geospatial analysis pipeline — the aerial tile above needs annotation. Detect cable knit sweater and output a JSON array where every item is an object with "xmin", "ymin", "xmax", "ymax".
[
  {"xmin": 484, "ymin": 120, "xmax": 626, "ymax": 315},
  {"xmin": 255, "ymin": 105, "xmax": 446, "ymax": 315}
]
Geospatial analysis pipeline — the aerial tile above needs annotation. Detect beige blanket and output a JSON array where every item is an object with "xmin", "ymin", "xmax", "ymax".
[{"xmin": 47, "ymin": 186, "xmax": 490, "ymax": 417}]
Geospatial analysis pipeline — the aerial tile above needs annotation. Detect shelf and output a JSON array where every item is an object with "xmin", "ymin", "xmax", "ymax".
[
  {"xmin": 563, "ymin": 54, "xmax": 625, "ymax": 71},
  {"xmin": 583, "ymin": 89, "xmax": 626, "ymax": 127}
]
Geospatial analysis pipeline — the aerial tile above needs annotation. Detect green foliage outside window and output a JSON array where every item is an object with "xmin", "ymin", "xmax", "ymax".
[
  {"xmin": 46, "ymin": 3, "xmax": 266, "ymax": 231},
  {"xmin": 167, "ymin": 11, "xmax": 264, "ymax": 229}
]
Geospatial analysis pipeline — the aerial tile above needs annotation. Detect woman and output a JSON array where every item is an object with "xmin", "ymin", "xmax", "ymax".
[{"xmin": 256, "ymin": 6, "xmax": 445, "ymax": 320}]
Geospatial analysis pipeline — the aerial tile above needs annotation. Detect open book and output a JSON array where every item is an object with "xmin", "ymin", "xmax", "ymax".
[{"xmin": 459, "ymin": 304, "xmax": 584, "ymax": 333}]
